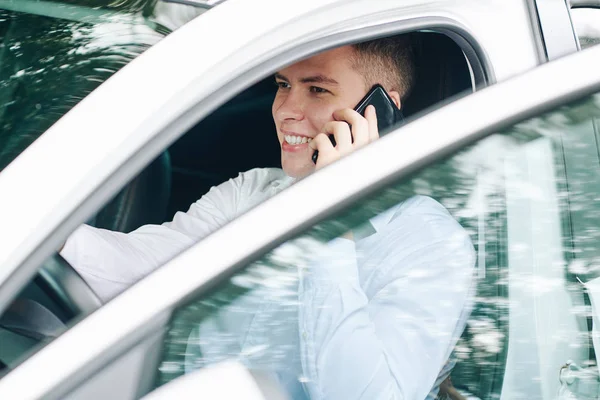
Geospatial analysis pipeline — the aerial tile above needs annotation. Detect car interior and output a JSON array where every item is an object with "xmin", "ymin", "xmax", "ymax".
[{"xmin": 2, "ymin": 3, "xmax": 523, "ymax": 396}]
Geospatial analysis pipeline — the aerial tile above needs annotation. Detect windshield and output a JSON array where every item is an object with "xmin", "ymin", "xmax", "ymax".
[{"xmin": 0, "ymin": 0, "xmax": 211, "ymax": 171}]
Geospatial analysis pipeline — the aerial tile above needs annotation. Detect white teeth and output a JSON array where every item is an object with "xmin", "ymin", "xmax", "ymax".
[{"xmin": 284, "ymin": 135, "xmax": 309, "ymax": 145}]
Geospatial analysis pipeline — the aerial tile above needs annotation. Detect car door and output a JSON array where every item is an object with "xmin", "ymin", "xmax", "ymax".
[
  {"xmin": 0, "ymin": 0, "xmax": 540, "ymax": 365},
  {"xmin": 0, "ymin": 43, "xmax": 599, "ymax": 400}
]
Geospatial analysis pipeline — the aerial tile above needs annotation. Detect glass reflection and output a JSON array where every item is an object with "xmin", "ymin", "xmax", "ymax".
[
  {"xmin": 158, "ymin": 95, "xmax": 600, "ymax": 399},
  {"xmin": 0, "ymin": 0, "xmax": 206, "ymax": 172},
  {"xmin": 571, "ymin": 8, "xmax": 600, "ymax": 49}
]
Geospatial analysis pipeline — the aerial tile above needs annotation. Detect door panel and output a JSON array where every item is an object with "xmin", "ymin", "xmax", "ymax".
[{"xmin": 153, "ymin": 94, "xmax": 600, "ymax": 399}]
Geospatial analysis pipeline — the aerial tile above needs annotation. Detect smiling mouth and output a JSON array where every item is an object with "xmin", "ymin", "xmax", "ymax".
[{"xmin": 284, "ymin": 135, "xmax": 313, "ymax": 145}]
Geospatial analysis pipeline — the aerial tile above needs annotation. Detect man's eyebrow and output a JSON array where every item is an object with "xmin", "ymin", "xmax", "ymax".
[
  {"xmin": 274, "ymin": 73, "xmax": 339, "ymax": 86},
  {"xmin": 300, "ymin": 74, "xmax": 339, "ymax": 85}
]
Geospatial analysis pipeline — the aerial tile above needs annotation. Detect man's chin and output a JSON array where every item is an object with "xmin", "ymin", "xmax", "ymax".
[{"xmin": 282, "ymin": 159, "xmax": 314, "ymax": 179}]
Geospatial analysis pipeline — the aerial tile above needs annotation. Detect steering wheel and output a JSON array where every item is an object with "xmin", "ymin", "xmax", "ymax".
[
  {"xmin": 0, "ymin": 255, "xmax": 102, "ymax": 371},
  {"xmin": 36, "ymin": 253, "xmax": 103, "ymax": 321},
  {"xmin": 0, "ymin": 254, "xmax": 102, "ymax": 340}
]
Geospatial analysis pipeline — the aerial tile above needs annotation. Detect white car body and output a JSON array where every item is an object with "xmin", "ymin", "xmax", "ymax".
[{"xmin": 0, "ymin": 0, "xmax": 596, "ymax": 398}]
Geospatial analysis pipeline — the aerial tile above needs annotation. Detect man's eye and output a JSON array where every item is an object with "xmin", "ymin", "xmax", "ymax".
[
  {"xmin": 275, "ymin": 81, "xmax": 290, "ymax": 89},
  {"xmin": 310, "ymin": 86, "xmax": 328, "ymax": 94}
]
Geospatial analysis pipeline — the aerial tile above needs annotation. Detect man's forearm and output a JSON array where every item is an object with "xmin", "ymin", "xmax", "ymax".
[{"xmin": 61, "ymin": 224, "xmax": 193, "ymax": 302}]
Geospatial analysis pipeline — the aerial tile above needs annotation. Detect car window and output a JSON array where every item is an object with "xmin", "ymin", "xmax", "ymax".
[
  {"xmin": 153, "ymin": 93, "xmax": 600, "ymax": 399},
  {"xmin": 571, "ymin": 7, "xmax": 600, "ymax": 49},
  {"xmin": 0, "ymin": 0, "xmax": 206, "ymax": 172}
]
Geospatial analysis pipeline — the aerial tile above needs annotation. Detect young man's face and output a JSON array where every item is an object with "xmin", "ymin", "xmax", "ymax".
[{"xmin": 272, "ymin": 46, "xmax": 369, "ymax": 178}]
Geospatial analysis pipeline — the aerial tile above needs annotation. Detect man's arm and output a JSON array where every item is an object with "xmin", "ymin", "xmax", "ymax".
[
  {"xmin": 60, "ymin": 173, "xmax": 245, "ymax": 302},
  {"xmin": 60, "ymin": 223, "xmax": 195, "ymax": 302},
  {"xmin": 300, "ymin": 196, "xmax": 476, "ymax": 399}
]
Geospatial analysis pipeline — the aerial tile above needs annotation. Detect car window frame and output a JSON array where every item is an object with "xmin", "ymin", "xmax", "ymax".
[
  {"xmin": 0, "ymin": 43, "xmax": 598, "ymax": 400},
  {"xmin": 569, "ymin": 2, "xmax": 600, "ymax": 50},
  {"xmin": 570, "ymin": 0, "xmax": 600, "ymax": 8},
  {"xmin": 0, "ymin": 0, "xmax": 524, "ymax": 318},
  {"xmin": 534, "ymin": 0, "xmax": 580, "ymax": 59}
]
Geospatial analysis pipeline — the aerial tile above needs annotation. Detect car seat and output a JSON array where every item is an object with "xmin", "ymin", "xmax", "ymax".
[
  {"xmin": 402, "ymin": 32, "xmax": 473, "ymax": 118},
  {"xmin": 90, "ymin": 151, "xmax": 172, "ymax": 233}
]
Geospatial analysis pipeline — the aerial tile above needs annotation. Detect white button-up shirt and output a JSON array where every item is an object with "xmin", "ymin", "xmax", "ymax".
[{"xmin": 61, "ymin": 167, "xmax": 475, "ymax": 400}]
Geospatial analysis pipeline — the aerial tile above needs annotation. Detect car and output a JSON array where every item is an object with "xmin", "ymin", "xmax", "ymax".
[{"xmin": 0, "ymin": 0, "xmax": 599, "ymax": 399}]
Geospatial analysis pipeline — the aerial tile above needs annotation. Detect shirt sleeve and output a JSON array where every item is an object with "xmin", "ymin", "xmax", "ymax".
[
  {"xmin": 300, "ymin": 202, "xmax": 476, "ymax": 400},
  {"xmin": 60, "ymin": 173, "xmax": 242, "ymax": 303}
]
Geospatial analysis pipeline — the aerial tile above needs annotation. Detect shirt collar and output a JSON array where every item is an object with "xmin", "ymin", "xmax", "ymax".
[
  {"xmin": 271, "ymin": 173, "xmax": 296, "ymax": 190},
  {"xmin": 370, "ymin": 203, "xmax": 403, "ymax": 233}
]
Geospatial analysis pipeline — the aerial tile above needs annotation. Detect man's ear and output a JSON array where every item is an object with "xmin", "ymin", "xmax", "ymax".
[{"xmin": 389, "ymin": 90, "xmax": 401, "ymax": 109}]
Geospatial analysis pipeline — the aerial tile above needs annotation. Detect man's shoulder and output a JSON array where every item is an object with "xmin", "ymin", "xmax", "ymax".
[
  {"xmin": 224, "ymin": 168, "xmax": 293, "ymax": 215},
  {"xmin": 372, "ymin": 195, "xmax": 451, "ymax": 230},
  {"xmin": 384, "ymin": 195, "xmax": 470, "ymax": 241},
  {"xmin": 398, "ymin": 195, "xmax": 451, "ymax": 217}
]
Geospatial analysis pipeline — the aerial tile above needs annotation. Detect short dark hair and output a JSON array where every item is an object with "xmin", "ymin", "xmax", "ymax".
[{"xmin": 350, "ymin": 34, "xmax": 416, "ymax": 102}]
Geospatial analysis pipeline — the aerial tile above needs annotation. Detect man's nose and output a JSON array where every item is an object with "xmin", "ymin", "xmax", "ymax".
[{"xmin": 275, "ymin": 90, "xmax": 305, "ymax": 121}]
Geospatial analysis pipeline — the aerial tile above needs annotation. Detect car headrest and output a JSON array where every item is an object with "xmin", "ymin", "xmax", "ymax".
[{"xmin": 402, "ymin": 32, "xmax": 473, "ymax": 118}]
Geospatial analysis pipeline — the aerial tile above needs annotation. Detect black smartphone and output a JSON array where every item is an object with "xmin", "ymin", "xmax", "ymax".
[{"xmin": 312, "ymin": 84, "xmax": 405, "ymax": 164}]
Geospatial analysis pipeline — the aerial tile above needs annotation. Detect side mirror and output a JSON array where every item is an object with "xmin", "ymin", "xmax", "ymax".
[{"xmin": 141, "ymin": 361, "xmax": 290, "ymax": 400}]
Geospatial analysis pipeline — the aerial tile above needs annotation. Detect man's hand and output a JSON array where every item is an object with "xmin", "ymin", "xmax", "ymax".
[{"xmin": 309, "ymin": 105, "xmax": 378, "ymax": 170}]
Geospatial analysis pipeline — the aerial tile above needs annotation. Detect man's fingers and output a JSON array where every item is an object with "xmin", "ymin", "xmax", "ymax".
[
  {"xmin": 333, "ymin": 108, "xmax": 366, "ymax": 127},
  {"xmin": 333, "ymin": 108, "xmax": 369, "ymax": 147},
  {"xmin": 322, "ymin": 121, "xmax": 352, "ymax": 153},
  {"xmin": 365, "ymin": 105, "xmax": 379, "ymax": 141},
  {"xmin": 310, "ymin": 133, "xmax": 339, "ymax": 168},
  {"xmin": 309, "ymin": 133, "xmax": 334, "ymax": 152},
  {"xmin": 311, "ymin": 105, "xmax": 380, "ymax": 170}
]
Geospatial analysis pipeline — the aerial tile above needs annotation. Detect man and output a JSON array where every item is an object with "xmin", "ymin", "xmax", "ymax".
[{"xmin": 61, "ymin": 36, "xmax": 475, "ymax": 399}]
